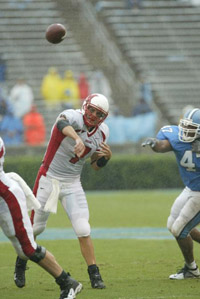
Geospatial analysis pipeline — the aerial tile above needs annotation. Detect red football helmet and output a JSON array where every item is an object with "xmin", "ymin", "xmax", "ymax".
[{"xmin": 82, "ymin": 93, "xmax": 109, "ymax": 127}]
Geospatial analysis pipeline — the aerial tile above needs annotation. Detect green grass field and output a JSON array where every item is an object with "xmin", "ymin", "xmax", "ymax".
[{"xmin": 1, "ymin": 190, "xmax": 200, "ymax": 299}]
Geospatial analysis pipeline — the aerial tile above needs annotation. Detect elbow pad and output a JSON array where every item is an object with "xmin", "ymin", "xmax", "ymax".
[{"xmin": 57, "ymin": 119, "xmax": 71, "ymax": 132}]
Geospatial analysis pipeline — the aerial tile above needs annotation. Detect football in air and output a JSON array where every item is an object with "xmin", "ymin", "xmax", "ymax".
[{"xmin": 45, "ymin": 23, "xmax": 67, "ymax": 44}]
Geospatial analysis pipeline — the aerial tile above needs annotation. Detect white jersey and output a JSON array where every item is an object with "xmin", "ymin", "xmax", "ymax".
[{"xmin": 42, "ymin": 109, "xmax": 109, "ymax": 180}]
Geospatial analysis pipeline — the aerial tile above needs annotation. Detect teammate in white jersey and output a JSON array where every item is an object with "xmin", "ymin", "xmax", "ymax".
[
  {"xmin": 14, "ymin": 93, "xmax": 112, "ymax": 289},
  {"xmin": 0, "ymin": 137, "xmax": 82, "ymax": 299},
  {"xmin": 142, "ymin": 108, "xmax": 200, "ymax": 280}
]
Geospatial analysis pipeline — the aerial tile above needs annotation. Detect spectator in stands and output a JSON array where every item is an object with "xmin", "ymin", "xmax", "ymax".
[
  {"xmin": 139, "ymin": 75, "xmax": 153, "ymax": 104},
  {"xmin": 0, "ymin": 55, "xmax": 6, "ymax": 82},
  {"xmin": 78, "ymin": 72, "xmax": 90, "ymax": 104},
  {"xmin": 132, "ymin": 97, "xmax": 153, "ymax": 117},
  {"xmin": 95, "ymin": 1, "xmax": 104, "ymax": 12},
  {"xmin": 9, "ymin": 78, "xmax": 34, "ymax": 119},
  {"xmin": 0, "ymin": 97, "xmax": 23, "ymax": 146},
  {"xmin": 41, "ymin": 67, "xmax": 63, "ymax": 108},
  {"xmin": 23, "ymin": 105, "xmax": 46, "ymax": 146},
  {"xmin": 0, "ymin": 95, "xmax": 8, "ymax": 120},
  {"xmin": 0, "ymin": 86, "xmax": 9, "ymax": 103},
  {"xmin": 61, "ymin": 70, "xmax": 80, "ymax": 109}
]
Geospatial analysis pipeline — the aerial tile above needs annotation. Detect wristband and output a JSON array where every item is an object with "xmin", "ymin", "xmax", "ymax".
[{"xmin": 96, "ymin": 156, "xmax": 109, "ymax": 168}]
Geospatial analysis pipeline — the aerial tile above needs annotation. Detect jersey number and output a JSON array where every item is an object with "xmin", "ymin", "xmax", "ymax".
[
  {"xmin": 69, "ymin": 146, "xmax": 91, "ymax": 164},
  {"xmin": 180, "ymin": 151, "xmax": 195, "ymax": 171},
  {"xmin": 161, "ymin": 126, "xmax": 173, "ymax": 133}
]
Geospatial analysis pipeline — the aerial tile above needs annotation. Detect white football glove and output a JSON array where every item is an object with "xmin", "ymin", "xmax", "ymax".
[{"xmin": 141, "ymin": 138, "xmax": 157, "ymax": 148}]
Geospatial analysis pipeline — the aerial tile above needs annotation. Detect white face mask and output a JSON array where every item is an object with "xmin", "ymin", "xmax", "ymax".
[{"xmin": 178, "ymin": 119, "xmax": 199, "ymax": 142}]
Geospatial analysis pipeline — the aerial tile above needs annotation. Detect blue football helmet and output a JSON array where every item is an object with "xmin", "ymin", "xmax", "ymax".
[{"xmin": 178, "ymin": 108, "xmax": 200, "ymax": 142}]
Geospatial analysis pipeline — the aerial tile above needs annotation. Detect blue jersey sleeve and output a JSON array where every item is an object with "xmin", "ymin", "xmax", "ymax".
[{"xmin": 156, "ymin": 125, "xmax": 178, "ymax": 149}]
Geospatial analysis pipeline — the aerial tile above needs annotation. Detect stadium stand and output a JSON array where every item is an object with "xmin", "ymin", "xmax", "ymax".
[
  {"xmin": 1, "ymin": 0, "xmax": 149, "ymax": 129},
  {"xmin": 5, "ymin": 0, "xmax": 199, "ymax": 147},
  {"xmin": 0, "ymin": 0, "xmax": 94, "ymax": 137},
  {"xmin": 0, "ymin": 1, "xmax": 93, "ymax": 90},
  {"xmin": 1, "ymin": 0, "xmax": 143, "ymax": 139},
  {"xmin": 92, "ymin": 0, "xmax": 200, "ymax": 123},
  {"xmin": 56, "ymin": 0, "xmax": 140, "ymax": 116}
]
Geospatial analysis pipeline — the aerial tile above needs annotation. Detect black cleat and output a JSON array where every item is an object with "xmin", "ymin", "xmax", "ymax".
[
  {"xmin": 88, "ymin": 265, "xmax": 105, "ymax": 289},
  {"xmin": 57, "ymin": 273, "xmax": 82, "ymax": 299},
  {"xmin": 14, "ymin": 256, "xmax": 28, "ymax": 288}
]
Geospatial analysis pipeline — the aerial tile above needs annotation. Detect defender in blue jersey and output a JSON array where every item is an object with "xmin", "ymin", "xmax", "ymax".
[{"xmin": 142, "ymin": 108, "xmax": 200, "ymax": 280}]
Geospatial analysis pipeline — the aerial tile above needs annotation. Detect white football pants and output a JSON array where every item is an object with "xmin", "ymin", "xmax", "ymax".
[
  {"xmin": 0, "ymin": 173, "xmax": 37, "ymax": 259},
  {"xmin": 32, "ymin": 175, "xmax": 90, "ymax": 237},
  {"xmin": 167, "ymin": 187, "xmax": 200, "ymax": 238}
]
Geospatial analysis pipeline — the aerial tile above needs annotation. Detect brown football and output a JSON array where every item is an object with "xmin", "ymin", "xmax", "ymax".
[{"xmin": 45, "ymin": 23, "xmax": 67, "ymax": 44}]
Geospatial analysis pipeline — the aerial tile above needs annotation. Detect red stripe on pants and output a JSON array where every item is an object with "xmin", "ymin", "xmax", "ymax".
[{"xmin": 0, "ymin": 181, "xmax": 35, "ymax": 257}]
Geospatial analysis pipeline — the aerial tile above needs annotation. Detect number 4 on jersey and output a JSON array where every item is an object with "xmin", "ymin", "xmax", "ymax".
[{"xmin": 180, "ymin": 151, "xmax": 195, "ymax": 171}]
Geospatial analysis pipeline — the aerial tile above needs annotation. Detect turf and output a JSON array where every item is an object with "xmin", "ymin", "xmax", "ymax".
[
  {"xmin": 1, "ymin": 190, "xmax": 200, "ymax": 299},
  {"xmin": 48, "ymin": 190, "xmax": 177, "ymax": 228}
]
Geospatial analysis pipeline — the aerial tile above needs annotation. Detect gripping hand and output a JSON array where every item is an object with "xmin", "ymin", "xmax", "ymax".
[
  {"xmin": 141, "ymin": 138, "xmax": 157, "ymax": 148},
  {"xmin": 192, "ymin": 139, "xmax": 200, "ymax": 153}
]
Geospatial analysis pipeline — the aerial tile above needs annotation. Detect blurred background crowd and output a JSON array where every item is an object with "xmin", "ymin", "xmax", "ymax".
[
  {"xmin": 1, "ymin": 0, "xmax": 199, "ymax": 150},
  {"xmin": 0, "ymin": 65, "xmax": 156, "ymax": 147}
]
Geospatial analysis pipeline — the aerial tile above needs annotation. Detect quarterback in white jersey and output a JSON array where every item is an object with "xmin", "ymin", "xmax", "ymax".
[
  {"xmin": 0, "ymin": 137, "xmax": 82, "ymax": 299},
  {"xmin": 15, "ymin": 93, "xmax": 112, "ymax": 290},
  {"xmin": 43, "ymin": 107, "xmax": 109, "ymax": 179}
]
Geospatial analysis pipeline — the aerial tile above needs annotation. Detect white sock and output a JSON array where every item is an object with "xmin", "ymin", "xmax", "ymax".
[{"xmin": 186, "ymin": 261, "xmax": 197, "ymax": 270}]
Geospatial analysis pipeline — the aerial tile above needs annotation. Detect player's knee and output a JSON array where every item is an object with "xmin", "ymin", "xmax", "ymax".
[
  {"xmin": 171, "ymin": 218, "xmax": 186, "ymax": 238},
  {"xmin": 167, "ymin": 215, "xmax": 175, "ymax": 233},
  {"xmin": 33, "ymin": 222, "xmax": 46, "ymax": 237},
  {"xmin": 29, "ymin": 245, "xmax": 46, "ymax": 263},
  {"xmin": 171, "ymin": 225, "xmax": 180, "ymax": 238},
  {"xmin": 72, "ymin": 218, "xmax": 91, "ymax": 237},
  {"xmin": 32, "ymin": 210, "xmax": 49, "ymax": 237}
]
